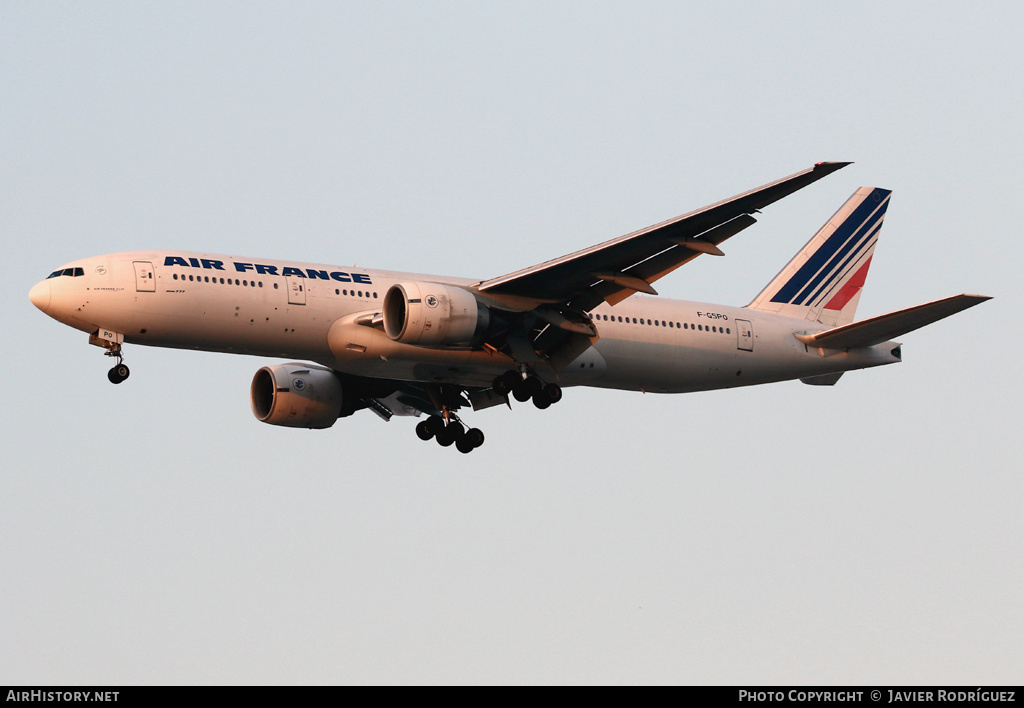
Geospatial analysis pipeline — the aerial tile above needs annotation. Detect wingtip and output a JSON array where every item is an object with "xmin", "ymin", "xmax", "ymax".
[{"xmin": 814, "ymin": 161, "xmax": 853, "ymax": 171}]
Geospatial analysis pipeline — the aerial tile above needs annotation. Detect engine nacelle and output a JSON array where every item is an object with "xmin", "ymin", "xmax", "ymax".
[
  {"xmin": 383, "ymin": 282, "xmax": 490, "ymax": 347},
  {"xmin": 250, "ymin": 363, "xmax": 344, "ymax": 429}
]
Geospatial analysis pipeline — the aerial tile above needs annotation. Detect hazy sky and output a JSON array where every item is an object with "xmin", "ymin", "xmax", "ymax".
[{"xmin": 2, "ymin": 2, "xmax": 1020, "ymax": 684}]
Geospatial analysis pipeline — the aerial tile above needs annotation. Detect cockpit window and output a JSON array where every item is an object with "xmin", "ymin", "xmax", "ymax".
[{"xmin": 46, "ymin": 267, "xmax": 85, "ymax": 278}]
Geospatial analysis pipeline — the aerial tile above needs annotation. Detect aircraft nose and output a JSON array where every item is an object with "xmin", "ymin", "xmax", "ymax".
[{"xmin": 29, "ymin": 280, "xmax": 51, "ymax": 313}]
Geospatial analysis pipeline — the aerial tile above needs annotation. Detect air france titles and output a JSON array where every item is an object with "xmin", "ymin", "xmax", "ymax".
[{"xmin": 162, "ymin": 257, "xmax": 372, "ymax": 284}]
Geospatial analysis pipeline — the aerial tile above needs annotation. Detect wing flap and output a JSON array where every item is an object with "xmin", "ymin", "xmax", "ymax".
[{"xmin": 794, "ymin": 294, "xmax": 991, "ymax": 349}]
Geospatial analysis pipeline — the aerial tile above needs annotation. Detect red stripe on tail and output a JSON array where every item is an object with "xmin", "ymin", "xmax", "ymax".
[{"xmin": 824, "ymin": 257, "xmax": 872, "ymax": 311}]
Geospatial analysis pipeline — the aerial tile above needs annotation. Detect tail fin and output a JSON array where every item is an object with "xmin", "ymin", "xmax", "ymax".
[{"xmin": 747, "ymin": 186, "xmax": 891, "ymax": 327}]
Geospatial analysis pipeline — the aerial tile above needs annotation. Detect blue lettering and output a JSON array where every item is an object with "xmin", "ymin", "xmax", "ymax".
[{"xmin": 164, "ymin": 256, "xmax": 368, "ymax": 284}]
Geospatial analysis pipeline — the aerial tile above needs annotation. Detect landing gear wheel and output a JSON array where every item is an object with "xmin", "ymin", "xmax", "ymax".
[
  {"xmin": 107, "ymin": 363, "xmax": 130, "ymax": 384},
  {"xmin": 436, "ymin": 423, "xmax": 461, "ymax": 447},
  {"xmin": 424, "ymin": 415, "xmax": 446, "ymax": 436},
  {"xmin": 493, "ymin": 370, "xmax": 520, "ymax": 396},
  {"xmin": 415, "ymin": 420, "xmax": 434, "ymax": 441},
  {"xmin": 523, "ymin": 375, "xmax": 542, "ymax": 396},
  {"xmin": 532, "ymin": 393, "xmax": 551, "ymax": 409},
  {"xmin": 512, "ymin": 375, "xmax": 541, "ymax": 403},
  {"xmin": 492, "ymin": 375, "xmax": 509, "ymax": 395},
  {"xmin": 543, "ymin": 383, "xmax": 562, "ymax": 404},
  {"xmin": 512, "ymin": 385, "xmax": 533, "ymax": 403},
  {"xmin": 456, "ymin": 427, "xmax": 485, "ymax": 453},
  {"xmin": 464, "ymin": 428, "xmax": 485, "ymax": 448}
]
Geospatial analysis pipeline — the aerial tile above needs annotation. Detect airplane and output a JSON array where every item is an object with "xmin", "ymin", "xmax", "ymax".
[{"xmin": 28, "ymin": 162, "xmax": 990, "ymax": 453}]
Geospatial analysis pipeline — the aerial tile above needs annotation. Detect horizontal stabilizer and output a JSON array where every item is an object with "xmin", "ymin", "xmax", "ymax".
[{"xmin": 794, "ymin": 294, "xmax": 991, "ymax": 349}]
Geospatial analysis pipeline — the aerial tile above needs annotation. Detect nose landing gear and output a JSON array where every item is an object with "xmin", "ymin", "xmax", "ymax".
[
  {"xmin": 90, "ymin": 330, "xmax": 130, "ymax": 384},
  {"xmin": 107, "ymin": 360, "xmax": 130, "ymax": 384}
]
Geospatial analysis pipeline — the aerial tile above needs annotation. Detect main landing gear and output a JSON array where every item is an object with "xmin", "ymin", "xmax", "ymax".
[
  {"xmin": 412, "ymin": 371, "xmax": 561, "ymax": 453},
  {"xmin": 491, "ymin": 370, "xmax": 562, "ymax": 410},
  {"xmin": 415, "ymin": 415, "xmax": 486, "ymax": 454}
]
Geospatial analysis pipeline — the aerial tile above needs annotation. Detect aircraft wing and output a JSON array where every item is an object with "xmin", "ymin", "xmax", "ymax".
[{"xmin": 477, "ymin": 161, "xmax": 850, "ymax": 312}]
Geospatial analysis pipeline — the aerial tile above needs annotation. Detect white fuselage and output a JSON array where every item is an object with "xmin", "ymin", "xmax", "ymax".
[{"xmin": 29, "ymin": 250, "xmax": 900, "ymax": 393}]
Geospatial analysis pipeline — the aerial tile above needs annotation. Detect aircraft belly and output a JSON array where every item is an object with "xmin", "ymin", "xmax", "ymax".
[{"xmin": 593, "ymin": 338, "xmax": 745, "ymax": 392}]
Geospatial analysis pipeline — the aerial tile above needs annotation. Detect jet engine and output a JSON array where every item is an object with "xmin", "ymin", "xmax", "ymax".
[
  {"xmin": 250, "ymin": 363, "xmax": 344, "ymax": 429},
  {"xmin": 382, "ymin": 282, "xmax": 490, "ymax": 347}
]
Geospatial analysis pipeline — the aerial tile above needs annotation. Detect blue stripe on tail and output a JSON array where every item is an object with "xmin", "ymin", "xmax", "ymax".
[{"xmin": 770, "ymin": 188, "xmax": 891, "ymax": 305}]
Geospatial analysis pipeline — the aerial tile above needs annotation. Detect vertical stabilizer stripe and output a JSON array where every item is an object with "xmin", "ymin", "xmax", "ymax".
[
  {"xmin": 770, "ymin": 188, "xmax": 890, "ymax": 304},
  {"xmin": 797, "ymin": 217, "xmax": 881, "ymax": 307},
  {"xmin": 823, "ymin": 257, "xmax": 873, "ymax": 311}
]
